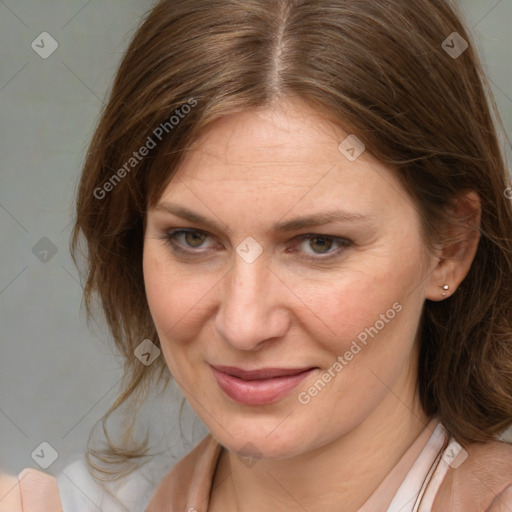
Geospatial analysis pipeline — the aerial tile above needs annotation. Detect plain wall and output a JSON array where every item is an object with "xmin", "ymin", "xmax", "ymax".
[{"xmin": 1, "ymin": 0, "xmax": 511, "ymax": 478}]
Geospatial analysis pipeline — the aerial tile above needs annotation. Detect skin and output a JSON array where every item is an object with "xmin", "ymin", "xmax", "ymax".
[{"xmin": 143, "ymin": 97, "xmax": 480, "ymax": 511}]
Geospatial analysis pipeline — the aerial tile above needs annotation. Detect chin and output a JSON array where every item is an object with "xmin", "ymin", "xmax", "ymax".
[{"xmin": 209, "ymin": 419, "xmax": 319, "ymax": 461}]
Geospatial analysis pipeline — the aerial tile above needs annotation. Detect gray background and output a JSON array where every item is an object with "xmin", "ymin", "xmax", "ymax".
[{"xmin": 1, "ymin": 0, "xmax": 511, "ymax": 478}]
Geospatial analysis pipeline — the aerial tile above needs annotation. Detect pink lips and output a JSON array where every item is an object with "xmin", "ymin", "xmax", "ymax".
[{"xmin": 210, "ymin": 365, "xmax": 316, "ymax": 405}]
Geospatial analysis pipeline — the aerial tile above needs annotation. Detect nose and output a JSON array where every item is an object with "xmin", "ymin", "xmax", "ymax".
[{"xmin": 214, "ymin": 253, "xmax": 291, "ymax": 351}]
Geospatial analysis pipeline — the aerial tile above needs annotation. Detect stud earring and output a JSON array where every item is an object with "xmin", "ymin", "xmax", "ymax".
[{"xmin": 441, "ymin": 284, "xmax": 449, "ymax": 297}]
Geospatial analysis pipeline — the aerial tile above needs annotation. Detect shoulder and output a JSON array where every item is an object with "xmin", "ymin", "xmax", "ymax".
[
  {"xmin": 434, "ymin": 438, "xmax": 512, "ymax": 511},
  {"xmin": 0, "ymin": 468, "xmax": 63, "ymax": 512},
  {"xmin": 146, "ymin": 434, "xmax": 223, "ymax": 511},
  {"xmin": 0, "ymin": 471, "xmax": 22, "ymax": 511},
  {"xmin": 57, "ymin": 456, "xmax": 172, "ymax": 512},
  {"xmin": 2, "ymin": 460, "xmax": 163, "ymax": 512}
]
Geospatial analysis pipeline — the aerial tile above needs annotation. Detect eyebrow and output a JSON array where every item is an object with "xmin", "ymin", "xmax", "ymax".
[{"xmin": 153, "ymin": 202, "xmax": 372, "ymax": 233}]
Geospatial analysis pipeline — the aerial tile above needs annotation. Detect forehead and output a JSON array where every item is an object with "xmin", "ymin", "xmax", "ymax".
[
  {"xmin": 176, "ymin": 102, "xmax": 364, "ymax": 177},
  {"xmin": 156, "ymin": 99, "xmax": 410, "ymax": 222}
]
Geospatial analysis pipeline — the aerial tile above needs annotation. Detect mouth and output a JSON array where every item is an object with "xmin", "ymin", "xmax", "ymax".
[{"xmin": 210, "ymin": 364, "xmax": 317, "ymax": 405}]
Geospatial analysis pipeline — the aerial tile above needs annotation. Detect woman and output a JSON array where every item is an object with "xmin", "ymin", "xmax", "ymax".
[{"xmin": 14, "ymin": 0, "xmax": 512, "ymax": 510}]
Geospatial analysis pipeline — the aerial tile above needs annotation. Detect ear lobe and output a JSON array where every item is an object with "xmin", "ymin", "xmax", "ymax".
[{"xmin": 425, "ymin": 191, "xmax": 481, "ymax": 302}]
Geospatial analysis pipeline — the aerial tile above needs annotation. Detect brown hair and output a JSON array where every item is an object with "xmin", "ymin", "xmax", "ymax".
[{"xmin": 71, "ymin": 0, "xmax": 512, "ymax": 479}]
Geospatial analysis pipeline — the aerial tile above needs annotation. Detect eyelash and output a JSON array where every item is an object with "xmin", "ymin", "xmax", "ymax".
[{"xmin": 162, "ymin": 228, "xmax": 351, "ymax": 262}]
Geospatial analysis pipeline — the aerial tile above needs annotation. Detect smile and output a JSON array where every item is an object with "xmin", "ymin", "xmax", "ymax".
[{"xmin": 210, "ymin": 365, "xmax": 317, "ymax": 405}]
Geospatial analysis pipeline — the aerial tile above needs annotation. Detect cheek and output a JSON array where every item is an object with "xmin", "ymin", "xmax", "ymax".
[
  {"xmin": 143, "ymin": 252, "xmax": 168, "ymax": 323},
  {"xmin": 143, "ymin": 250, "xmax": 183, "ymax": 339},
  {"xmin": 299, "ymin": 271, "xmax": 403, "ymax": 340},
  {"xmin": 142, "ymin": 247, "xmax": 217, "ymax": 346},
  {"xmin": 298, "ymin": 247, "xmax": 425, "ymax": 362},
  {"xmin": 143, "ymin": 251, "xmax": 200, "ymax": 380}
]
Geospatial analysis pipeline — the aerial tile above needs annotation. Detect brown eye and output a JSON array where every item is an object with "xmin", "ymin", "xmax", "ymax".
[
  {"xmin": 164, "ymin": 229, "xmax": 214, "ymax": 255},
  {"xmin": 292, "ymin": 234, "xmax": 351, "ymax": 261},
  {"xmin": 184, "ymin": 230, "xmax": 207, "ymax": 247},
  {"xmin": 308, "ymin": 236, "xmax": 334, "ymax": 253}
]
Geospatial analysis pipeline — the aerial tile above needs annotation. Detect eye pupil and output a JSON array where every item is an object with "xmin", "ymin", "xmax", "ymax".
[{"xmin": 310, "ymin": 236, "xmax": 333, "ymax": 253}]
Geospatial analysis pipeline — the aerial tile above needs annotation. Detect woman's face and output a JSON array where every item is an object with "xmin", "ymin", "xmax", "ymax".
[{"xmin": 143, "ymin": 98, "xmax": 436, "ymax": 459}]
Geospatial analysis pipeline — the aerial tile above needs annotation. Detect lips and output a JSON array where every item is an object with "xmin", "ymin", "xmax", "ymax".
[
  {"xmin": 212, "ymin": 365, "xmax": 313, "ymax": 380},
  {"xmin": 210, "ymin": 364, "xmax": 316, "ymax": 405}
]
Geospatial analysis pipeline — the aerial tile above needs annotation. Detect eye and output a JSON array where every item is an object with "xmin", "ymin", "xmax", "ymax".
[
  {"xmin": 302, "ymin": 235, "xmax": 334, "ymax": 253},
  {"xmin": 164, "ymin": 228, "xmax": 216, "ymax": 254},
  {"xmin": 293, "ymin": 234, "xmax": 351, "ymax": 259},
  {"xmin": 162, "ymin": 229, "xmax": 351, "ymax": 261},
  {"xmin": 180, "ymin": 230, "xmax": 208, "ymax": 248}
]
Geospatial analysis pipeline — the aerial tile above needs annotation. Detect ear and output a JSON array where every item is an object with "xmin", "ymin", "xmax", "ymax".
[{"xmin": 425, "ymin": 190, "xmax": 481, "ymax": 302}]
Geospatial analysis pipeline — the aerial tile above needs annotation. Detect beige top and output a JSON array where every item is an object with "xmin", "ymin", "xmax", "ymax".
[
  {"xmin": 146, "ymin": 418, "xmax": 512, "ymax": 511},
  {"xmin": 3, "ymin": 418, "xmax": 512, "ymax": 511}
]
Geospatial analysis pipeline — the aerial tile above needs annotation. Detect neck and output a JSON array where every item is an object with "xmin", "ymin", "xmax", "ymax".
[{"xmin": 210, "ymin": 389, "xmax": 431, "ymax": 512}]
